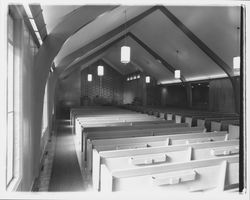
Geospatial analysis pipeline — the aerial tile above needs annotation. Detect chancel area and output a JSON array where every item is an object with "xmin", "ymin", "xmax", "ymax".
[{"xmin": 0, "ymin": 2, "xmax": 248, "ymax": 196}]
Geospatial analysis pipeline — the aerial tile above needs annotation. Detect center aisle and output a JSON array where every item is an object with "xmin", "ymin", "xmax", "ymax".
[{"xmin": 49, "ymin": 120, "xmax": 85, "ymax": 191}]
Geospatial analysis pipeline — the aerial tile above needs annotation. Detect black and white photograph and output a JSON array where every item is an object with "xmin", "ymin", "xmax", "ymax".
[{"xmin": 0, "ymin": 0, "xmax": 249, "ymax": 199}]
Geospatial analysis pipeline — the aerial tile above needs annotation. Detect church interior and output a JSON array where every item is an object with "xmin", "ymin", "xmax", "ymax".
[{"xmin": 0, "ymin": 1, "xmax": 249, "ymax": 198}]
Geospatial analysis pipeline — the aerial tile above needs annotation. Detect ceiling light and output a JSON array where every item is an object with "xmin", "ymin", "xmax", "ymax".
[
  {"xmin": 234, "ymin": 27, "xmax": 240, "ymax": 70},
  {"xmin": 88, "ymin": 74, "xmax": 92, "ymax": 82},
  {"xmin": 175, "ymin": 70, "xmax": 181, "ymax": 79},
  {"xmin": 121, "ymin": 46, "xmax": 130, "ymax": 64},
  {"xmin": 146, "ymin": 76, "xmax": 150, "ymax": 83},
  {"xmin": 233, "ymin": 56, "xmax": 240, "ymax": 69},
  {"xmin": 121, "ymin": 9, "xmax": 130, "ymax": 64},
  {"xmin": 175, "ymin": 50, "xmax": 181, "ymax": 79},
  {"xmin": 97, "ymin": 65, "xmax": 104, "ymax": 76},
  {"xmin": 137, "ymin": 75, "xmax": 140, "ymax": 79}
]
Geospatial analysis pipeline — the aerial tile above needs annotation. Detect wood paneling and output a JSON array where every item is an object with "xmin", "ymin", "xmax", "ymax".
[
  {"xmin": 161, "ymin": 85, "xmax": 188, "ymax": 107},
  {"xmin": 209, "ymin": 78, "xmax": 236, "ymax": 113}
]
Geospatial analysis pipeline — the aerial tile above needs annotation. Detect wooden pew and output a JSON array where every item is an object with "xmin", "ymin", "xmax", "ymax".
[
  {"xmin": 128, "ymin": 106, "xmax": 238, "ymax": 127},
  {"xmin": 88, "ymin": 131, "xmax": 229, "ymax": 171},
  {"xmin": 78, "ymin": 123, "xmax": 192, "ymax": 159},
  {"xmin": 82, "ymin": 126, "xmax": 205, "ymax": 162},
  {"xmin": 71, "ymin": 108, "xmax": 144, "ymax": 126},
  {"xmin": 74, "ymin": 119, "xmax": 174, "ymax": 148},
  {"xmin": 228, "ymin": 124, "xmax": 240, "ymax": 140},
  {"xmin": 197, "ymin": 116, "xmax": 239, "ymax": 131},
  {"xmin": 184, "ymin": 114, "xmax": 238, "ymax": 127},
  {"xmin": 211, "ymin": 120, "xmax": 240, "ymax": 132},
  {"xmin": 100, "ymin": 155, "xmax": 239, "ymax": 192},
  {"xmin": 92, "ymin": 140, "xmax": 238, "ymax": 191}
]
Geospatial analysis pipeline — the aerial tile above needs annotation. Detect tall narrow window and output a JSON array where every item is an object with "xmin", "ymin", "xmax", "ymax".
[
  {"xmin": 7, "ymin": 14, "xmax": 14, "ymax": 186},
  {"xmin": 41, "ymin": 79, "xmax": 48, "ymax": 137}
]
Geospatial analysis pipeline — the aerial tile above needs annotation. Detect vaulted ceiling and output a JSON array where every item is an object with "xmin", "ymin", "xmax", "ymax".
[{"xmin": 41, "ymin": 5, "xmax": 241, "ymax": 84}]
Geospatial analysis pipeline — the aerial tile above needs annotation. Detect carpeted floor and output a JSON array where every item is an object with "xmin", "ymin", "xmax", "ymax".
[{"xmin": 48, "ymin": 120, "xmax": 85, "ymax": 191}]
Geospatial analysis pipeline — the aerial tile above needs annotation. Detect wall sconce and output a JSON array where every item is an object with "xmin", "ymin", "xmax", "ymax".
[{"xmin": 146, "ymin": 76, "xmax": 150, "ymax": 83}]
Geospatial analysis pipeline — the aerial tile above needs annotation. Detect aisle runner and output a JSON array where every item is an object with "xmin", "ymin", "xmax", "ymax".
[{"xmin": 49, "ymin": 120, "xmax": 84, "ymax": 191}]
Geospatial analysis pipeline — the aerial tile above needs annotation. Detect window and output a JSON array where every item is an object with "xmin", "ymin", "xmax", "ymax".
[
  {"xmin": 41, "ymin": 80, "xmax": 48, "ymax": 137},
  {"xmin": 7, "ymin": 13, "xmax": 14, "ymax": 186}
]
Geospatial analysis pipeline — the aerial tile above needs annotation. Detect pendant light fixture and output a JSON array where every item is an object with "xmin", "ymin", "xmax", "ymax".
[
  {"xmin": 146, "ymin": 76, "xmax": 150, "ymax": 83},
  {"xmin": 87, "ymin": 74, "xmax": 92, "ymax": 82},
  {"xmin": 233, "ymin": 26, "xmax": 240, "ymax": 69},
  {"xmin": 175, "ymin": 50, "xmax": 181, "ymax": 79},
  {"xmin": 121, "ymin": 9, "xmax": 130, "ymax": 64},
  {"xmin": 97, "ymin": 65, "xmax": 104, "ymax": 76}
]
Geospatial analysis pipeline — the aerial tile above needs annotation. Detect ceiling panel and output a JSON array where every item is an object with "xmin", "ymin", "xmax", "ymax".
[
  {"xmin": 41, "ymin": 5, "xmax": 81, "ymax": 33},
  {"xmin": 168, "ymin": 6, "xmax": 240, "ymax": 70},
  {"xmin": 130, "ymin": 9, "xmax": 228, "ymax": 80},
  {"xmin": 53, "ymin": 5, "xmax": 240, "ymax": 83},
  {"xmin": 54, "ymin": 6, "xmax": 150, "ymax": 65},
  {"xmin": 103, "ymin": 37, "xmax": 174, "ymax": 82}
]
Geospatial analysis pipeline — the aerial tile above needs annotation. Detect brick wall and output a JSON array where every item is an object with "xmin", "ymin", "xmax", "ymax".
[{"xmin": 81, "ymin": 61, "xmax": 123, "ymax": 105}]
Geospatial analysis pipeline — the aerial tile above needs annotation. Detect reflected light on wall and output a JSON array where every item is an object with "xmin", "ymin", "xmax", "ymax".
[
  {"xmin": 233, "ymin": 56, "xmax": 240, "ymax": 69},
  {"xmin": 185, "ymin": 73, "xmax": 227, "ymax": 82},
  {"xmin": 162, "ymin": 87, "xmax": 167, "ymax": 94},
  {"xmin": 87, "ymin": 74, "xmax": 92, "ymax": 82},
  {"xmin": 97, "ymin": 65, "xmax": 104, "ymax": 76},
  {"xmin": 146, "ymin": 76, "xmax": 150, "ymax": 83}
]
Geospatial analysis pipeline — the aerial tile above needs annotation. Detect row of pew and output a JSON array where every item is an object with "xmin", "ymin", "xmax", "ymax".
[
  {"xmin": 71, "ymin": 106, "xmax": 240, "ymax": 192},
  {"xmin": 121, "ymin": 105, "xmax": 240, "ymax": 138}
]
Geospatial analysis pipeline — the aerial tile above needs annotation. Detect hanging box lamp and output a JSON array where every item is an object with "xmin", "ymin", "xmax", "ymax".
[
  {"xmin": 233, "ymin": 56, "xmax": 240, "ymax": 69},
  {"xmin": 145, "ymin": 76, "xmax": 150, "ymax": 83},
  {"xmin": 97, "ymin": 65, "xmax": 104, "ymax": 76},
  {"xmin": 121, "ymin": 46, "xmax": 130, "ymax": 64},
  {"xmin": 87, "ymin": 74, "xmax": 92, "ymax": 82},
  {"xmin": 175, "ymin": 70, "xmax": 181, "ymax": 79}
]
